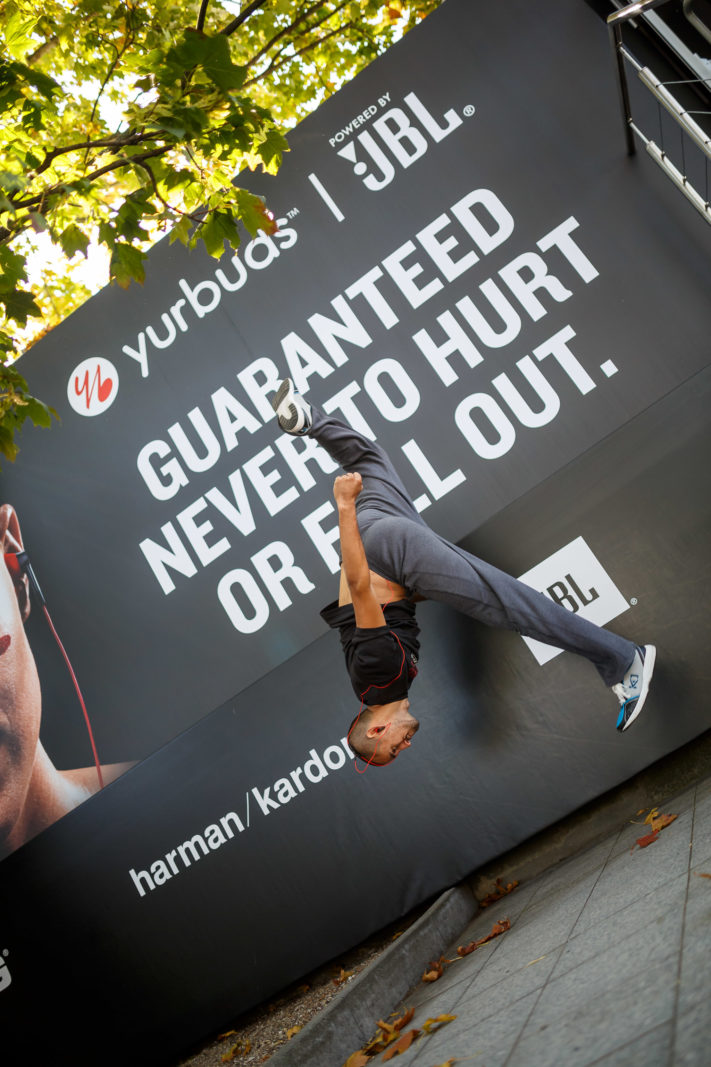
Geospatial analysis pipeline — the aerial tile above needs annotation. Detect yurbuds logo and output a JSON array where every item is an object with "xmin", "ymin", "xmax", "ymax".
[
  {"xmin": 67, "ymin": 357, "xmax": 119, "ymax": 416},
  {"xmin": 0, "ymin": 949, "xmax": 11, "ymax": 992},
  {"xmin": 517, "ymin": 537, "xmax": 631, "ymax": 665}
]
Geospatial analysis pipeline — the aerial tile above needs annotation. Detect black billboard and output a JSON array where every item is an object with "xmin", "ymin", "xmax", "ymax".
[{"xmin": 1, "ymin": 1, "xmax": 710, "ymax": 1062}]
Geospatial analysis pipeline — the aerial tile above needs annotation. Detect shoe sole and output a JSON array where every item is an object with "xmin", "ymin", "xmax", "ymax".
[
  {"xmin": 618, "ymin": 644, "xmax": 656, "ymax": 731},
  {"xmin": 271, "ymin": 379, "xmax": 300, "ymax": 433}
]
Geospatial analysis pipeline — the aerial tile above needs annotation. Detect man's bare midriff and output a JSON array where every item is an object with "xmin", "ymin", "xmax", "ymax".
[{"xmin": 338, "ymin": 565, "xmax": 408, "ymax": 607}]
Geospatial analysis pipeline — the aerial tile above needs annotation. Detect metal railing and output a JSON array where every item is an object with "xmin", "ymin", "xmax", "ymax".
[{"xmin": 608, "ymin": 0, "xmax": 711, "ymax": 223}]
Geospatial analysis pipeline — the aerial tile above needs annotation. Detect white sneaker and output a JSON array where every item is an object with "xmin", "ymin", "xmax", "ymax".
[
  {"xmin": 612, "ymin": 644, "xmax": 656, "ymax": 731},
  {"xmin": 271, "ymin": 378, "xmax": 312, "ymax": 435}
]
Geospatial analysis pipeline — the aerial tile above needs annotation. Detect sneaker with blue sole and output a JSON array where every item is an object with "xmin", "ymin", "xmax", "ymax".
[
  {"xmin": 271, "ymin": 378, "xmax": 312, "ymax": 435},
  {"xmin": 612, "ymin": 644, "xmax": 656, "ymax": 731}
]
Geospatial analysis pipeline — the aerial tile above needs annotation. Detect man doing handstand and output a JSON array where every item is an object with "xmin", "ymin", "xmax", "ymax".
[{"xmin": 271, "ymin": 379, "xmax": 656, "ymax": 767}]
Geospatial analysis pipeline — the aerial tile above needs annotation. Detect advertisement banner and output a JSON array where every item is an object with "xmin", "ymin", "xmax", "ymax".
[{"xmin": 0, "ymin": 0, "xmax": 709, "ymax": 1062}]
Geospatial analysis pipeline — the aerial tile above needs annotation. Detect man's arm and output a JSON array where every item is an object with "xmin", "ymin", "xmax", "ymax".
[{"xmin": 334, "ymin": 472, "xmax": 386, "ymax": 630}]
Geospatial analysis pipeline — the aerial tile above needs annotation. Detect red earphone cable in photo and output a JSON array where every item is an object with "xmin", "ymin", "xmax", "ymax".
[{"xmin": 5, "ymin": 551, "xmax": 104, "ymax": 789}]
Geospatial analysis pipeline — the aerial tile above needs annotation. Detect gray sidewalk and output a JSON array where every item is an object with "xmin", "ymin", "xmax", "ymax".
[
  {"xmin": 270, "ymin": 756, "xmax": 711, "ymax": 1067},
  {"xmin": 361, "ymin": 776, "xmax": 711, "ymax": 1067}
]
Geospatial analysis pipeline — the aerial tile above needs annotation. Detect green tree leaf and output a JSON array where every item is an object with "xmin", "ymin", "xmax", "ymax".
[
  {"xmin": 201, "ymin": 34, "xmax": 247, "ymax": 93},
  {"xmin": 15, "ymin": 61, "xmax": 61, "ymax": 101},
  {"xmin": 169, "ymin": 214, "xmax": 193, "ymax": 246},
  {"xmin": 22, "ymin": 396, "xmax": 54, "ymax": 429},
  {"xmin": 257, "ymin": 128, "xmax": 289, "ymax": 174},
  {"xmin": 110, "ymin": 244, "xmax": 147, "ymax": 288},
  {"xmin": 0, "ymin": 289, "xmax": 41, "ymax": 324},
  {"xmin": 4, "ymin": 14, "xmax": 39, "ymax": 61},
  {"xmin": 0, "ymin": 424, "xmax": 20, "ymax": 463},
  {"xmin": 59, "ymin": 224, "xmax": 91, "ymax": 260},
  {"xmin": 0, "ymin": 247, "xmax": 28, "ymax": 291},
  {"xmin": 199, "ymin": 209, "xmax": 239, "ymax": 258},
  {"xmin": 29, "ymin": 211, "xmax": 48, "ymax": 233},
  {"xmin": 234, "ymin": 189, "xmax": 277, "ymax": 238}
]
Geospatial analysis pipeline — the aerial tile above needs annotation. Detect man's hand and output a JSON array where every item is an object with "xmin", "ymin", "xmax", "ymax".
[{"xmin": 334, "ymin": 471, "xmax": 363, "ymax": 507}]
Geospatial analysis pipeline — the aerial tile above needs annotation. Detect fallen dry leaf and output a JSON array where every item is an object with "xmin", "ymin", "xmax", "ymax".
[
  {"xmin": 382, "ymin": 1028, "xmax": 420, "ymax": 1060},
  {"xmin": 633, "ymin": 811, "xmax": 678, "ymax": 850},
  {"xmin": 285, "ymin": 1026, "xmax": 302, "ymax": 1040},
  {"xmin": 635, "ymin": 829, "xmax": 660, "ymax": 849},
  {"xmin": 421, "ymin": 1013, "xmax": 457, "ymax": 1034},
  {"xmin": 457, "ymin": 918, "xmax": 511, "ymax": 956},
  {"xmin": 221, "ymin": 1039, "xmax": 251, "ymax": 1063},
  {"xmin": 342, "ymin": 1052, "xmax": 370, "ymax": 1067},
  {"xmin": 392, "ymin": 1007, "xmax": 415, "ymax": 1031},
  {"xmin": 694, "ymin": 872, "xmax": 711, "ymax": 879},
  {"xmin": 480, "ymin": 877, "xmax": 520, "ymax": 907},
  {"xmin": 643, "ymin": 809, "xmax": 678, "ymax": 832},
  {"xmin": 422, "ymin": 956, "xmax": 446, "ymax": 982},
  {"xmin": 651, "ymin": 812, "xmax": 678, "ymax": 832},
  {"xmin": 431, "ymin": 1061, "xmax": 459, "ymax": 1067},
  {"xmin": 217, "ymin": 1030, "xmax": 237, "ymax": 1040},
  {"xmin": 363, "ymin": 1018, "xmax": 399, "ymax": 1054},
  {"xmin": 333, "ymin": 967, "xmax": 356, "ymax": 986}
]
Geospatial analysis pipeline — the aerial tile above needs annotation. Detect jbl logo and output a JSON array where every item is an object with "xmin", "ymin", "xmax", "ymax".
[
  {"xmin": 517, "ymin": 537, "xmax": 630, "ymax": 665},
  {"xmin": 546, "ymin": 575, "xmax": 599, "ymax": 614}
]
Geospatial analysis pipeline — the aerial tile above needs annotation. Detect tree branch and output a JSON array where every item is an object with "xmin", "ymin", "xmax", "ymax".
[
  {"xmin": 245, "ymin": 1, "xmax": 329, "ymax": 69},
  {"xmin": 78, "ymin": 145, "xmax": 174, "ymax": 186},
  {"xmin": 0, "ymin": 220, "xmax": 31, "ymax": 246},
  {"xmin": 13, "ymin": 145, "xmax": 173, "ymax": 212},
  {"xmin": 33, "ymin": 132, "xmax": 149, "ymax": 177},
  {"xmin": 243, "ymin": 22, "xmax": 351, "ymax": 89},
  {"xmin": 220, "ymin": 0, "xmax": 270, "ymax": 37},
  {"xmin": 250, "ymin": 0, "xmax": 351, "ymax": 74},
  {"xmin": 89, "ymin": 27, "xmax": 134, "ymax": 128},
  {"xmin": 26, "ymin": 36, "xmax": 59, "ymax": 65},
  {"xmin": 196, "ymin": 0, "xmax": 211, "ymax": 32},
  {"xmin": 294, "ymin": 0, "xmax": 352, "ymax": 43}
]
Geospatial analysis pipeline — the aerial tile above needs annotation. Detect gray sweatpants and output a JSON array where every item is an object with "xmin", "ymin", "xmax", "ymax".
[{"xmin": 309, "ymin": 406, "xmax": 635, "ymax": 687}]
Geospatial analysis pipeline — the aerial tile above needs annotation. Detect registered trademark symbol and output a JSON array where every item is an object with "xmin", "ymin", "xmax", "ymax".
[
  {"xmin": 463, "ymin": 104, "xmax": 476, "ymax": 117},
  {"xmin": 630, "ymin": 597, "xmax": 638, "ymax": 605},
  {"xmin": 2, "ymin": 949, "xmax": 7, "ymax": 957}
]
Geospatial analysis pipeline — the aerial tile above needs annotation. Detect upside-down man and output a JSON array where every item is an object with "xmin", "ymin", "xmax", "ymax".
[{"xmin": 271, "ymin": 379, "xmax": 656, "ymax": 767}]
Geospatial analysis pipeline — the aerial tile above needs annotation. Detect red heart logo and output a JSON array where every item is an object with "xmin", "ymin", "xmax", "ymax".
[{"xmin": 97, "ymin": 375, "xmax": 113, "ymax": 403}]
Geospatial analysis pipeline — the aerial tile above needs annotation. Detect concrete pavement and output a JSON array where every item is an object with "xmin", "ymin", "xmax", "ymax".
[
  {"xmin": 270, "ymin": 737, "xmax": 711, "ymax": 1067},
  {"xmin": 382, "ymin": 772, "xmax": 711, "ymax": 1066}
]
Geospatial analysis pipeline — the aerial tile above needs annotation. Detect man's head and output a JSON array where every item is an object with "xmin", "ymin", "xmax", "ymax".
[{"xmin": 348, "ymin": 698, "xmax": 419, "ymax": 767}]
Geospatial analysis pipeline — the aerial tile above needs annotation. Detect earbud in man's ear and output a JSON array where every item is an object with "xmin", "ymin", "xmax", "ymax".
[
  {"xmin": 4, "ymin": 551, "xmax": 46, "ymax": 606},
  {"xmin": 4, "ymin": 552, "xmax": 21, "ymax": 579}
]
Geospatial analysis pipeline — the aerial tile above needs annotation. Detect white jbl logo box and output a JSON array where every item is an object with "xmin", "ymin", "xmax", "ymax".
[{"xmin": 517, "ymin": 537, "xmax": 631, "ymax": 665}]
